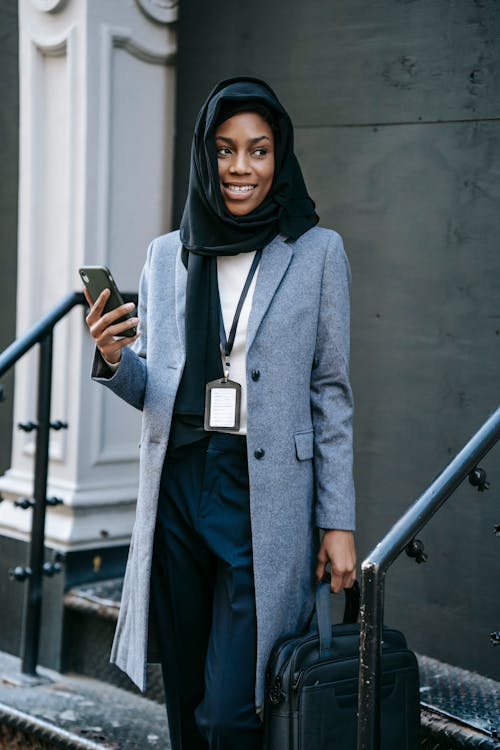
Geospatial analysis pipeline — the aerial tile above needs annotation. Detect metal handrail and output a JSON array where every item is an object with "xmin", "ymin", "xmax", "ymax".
[
  {"xmin": 357, "ymin": 405, "xmax": 500, "ymax": 750},
  {"xmin": 0, "ymin": 290, "xmax": 136, "ymax": 678},
  {"xmin": 0, "ymin": 292, "xmax": 85, "ymax": 377}
]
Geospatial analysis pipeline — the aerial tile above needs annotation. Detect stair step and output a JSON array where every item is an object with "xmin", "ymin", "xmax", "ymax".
[
  {"xmin": 64, "ymin": 578, "xmax": 122, "ymax": 621},
  {"xmin": 418, "ymin": 654, "xmax": 500, "ymax": 748},
  {"xmin": 63, "ymin": 578, "xmax": 164, "ymax": 704},
  {"xmin": 0, "ymin": 650, "xmax": 169, "ymax": 750}
]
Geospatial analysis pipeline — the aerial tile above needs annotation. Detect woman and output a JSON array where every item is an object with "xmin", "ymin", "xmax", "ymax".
[{"xmin": 85, "ymin": 77, "xmax": 356, "ymax": 750}]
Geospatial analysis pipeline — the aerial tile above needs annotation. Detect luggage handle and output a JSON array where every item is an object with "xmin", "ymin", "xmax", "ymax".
[{"xmin": 316, "ymin": 579, "xmax": 360, "ymax": 658}]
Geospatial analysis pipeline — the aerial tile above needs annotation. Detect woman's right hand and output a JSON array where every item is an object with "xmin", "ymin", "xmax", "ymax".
[{"xmin": 83, "ymin": 287, "xmax": 140, "ymax": 366}]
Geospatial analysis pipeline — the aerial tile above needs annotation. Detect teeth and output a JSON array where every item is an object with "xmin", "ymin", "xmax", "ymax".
[{"xmin": 226, "ymin": 184, "xmax": 255, "ymax": 192}]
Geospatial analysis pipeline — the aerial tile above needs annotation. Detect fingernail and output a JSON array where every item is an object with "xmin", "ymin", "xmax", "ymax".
[{"xmin": 125, "ymin": 302, "xmax": 135, "ymax": 310}]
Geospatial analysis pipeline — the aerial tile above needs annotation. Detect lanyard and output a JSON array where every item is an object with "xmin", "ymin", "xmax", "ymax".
[{"xmin": 218, "ymin": 249, "xmax": 262, "ymax": 380}]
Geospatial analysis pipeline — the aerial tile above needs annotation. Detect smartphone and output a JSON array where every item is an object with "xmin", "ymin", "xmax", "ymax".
[{"xmin": 78, "ymin": 265, "xmax": 137, "ymax": 338}]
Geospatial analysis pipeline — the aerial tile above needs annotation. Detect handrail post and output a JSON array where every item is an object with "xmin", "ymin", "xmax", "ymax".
[
  {"xmin": 358, "ymin": 562, "xmax": 384, "ymax": 750},
  {"xmin": 20, "ymin": 332, "xmax": 53, "ymax": 675}
]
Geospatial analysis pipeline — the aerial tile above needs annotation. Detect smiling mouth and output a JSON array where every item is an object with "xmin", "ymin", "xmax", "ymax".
[{"xmin": 223, "ymin": 183, "xmax": 256, "ymax": 194}]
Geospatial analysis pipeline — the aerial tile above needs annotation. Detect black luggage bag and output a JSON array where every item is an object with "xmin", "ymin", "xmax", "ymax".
[{"xmin": 263, "ymin": 582, "xmax": 420, "ymax": 750}]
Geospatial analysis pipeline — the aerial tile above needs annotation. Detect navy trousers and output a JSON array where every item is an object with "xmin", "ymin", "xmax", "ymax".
[{"xmin": 150, "ymin": 432, "xmax": 263, "ymax": 750}]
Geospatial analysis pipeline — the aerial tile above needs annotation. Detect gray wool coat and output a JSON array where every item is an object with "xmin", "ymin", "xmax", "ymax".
[{"xmin": 92, "ymin": 226, "xmax": 355, "ymax": 709}]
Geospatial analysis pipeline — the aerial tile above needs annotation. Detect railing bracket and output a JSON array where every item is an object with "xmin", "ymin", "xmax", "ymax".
[
  {"xmin": 17, "ymin": 419, "xmax": 68, "ymax": 432},
  {"xmin": 14, "ymin": 497, "xmax": 35, "ymax": 510},
  {"xmin": 50, "ymin": 420, "xmax": 68, "ymax": 430},
  {"xmin": 42, "ymin": 561, "xmax": 62, "ymax": 577},
  {"xmin": 468, "ymin": 466, "xmax": 490, "ymax": 491},
  {"xmin": 405, "ymin": 538, "xmax": 428, "ymax": 564},
  {"xmin": 46, "ymin": 496, "xmax": 64, "ymax": 506},
  {"xmin": 8, "ymin": 566, "xmax": 33, "ymax": 582},
  {"xmin": 17, "ymin": 420, "xmax": 38, "ymax": 432}
]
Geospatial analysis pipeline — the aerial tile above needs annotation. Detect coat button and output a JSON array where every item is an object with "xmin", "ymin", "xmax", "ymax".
[
  {"xmin": 251, "ymin": 369, "xmax": 260, "ymax": 381},
  {"xmin": 254, "ymin": 448, "xmax": 265, "ymax": 459}
]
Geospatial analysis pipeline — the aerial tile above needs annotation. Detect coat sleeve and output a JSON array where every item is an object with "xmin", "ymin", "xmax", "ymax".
[
  {"xmin": 310, "ymin": 232, "xmax": 355, "ymax": 531},
  {"xmin": 91, "ymin": 241, "xmax": 153, "ymax": 411}
]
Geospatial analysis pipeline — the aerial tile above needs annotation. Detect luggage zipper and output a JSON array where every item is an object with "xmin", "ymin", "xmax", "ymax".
[
  {"xmin": 269, "ymin": 675, "xmax": 283, "ymax": 704},
  {"xmin": 268, "ymin": 632, "xmax": 318, "ymax": 705}
]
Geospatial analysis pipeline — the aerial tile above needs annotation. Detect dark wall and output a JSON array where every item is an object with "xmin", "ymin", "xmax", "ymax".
[
  {"xmin": 174, "ymin": 0, "xmax": 500, "ymax": 679},
  {"xmin": 0, "ymin": 4, "xmax": 18, "ymax": 474}
]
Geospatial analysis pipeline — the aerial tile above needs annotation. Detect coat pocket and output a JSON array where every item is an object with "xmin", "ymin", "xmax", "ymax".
[{"xmin": 294, "ymin": 429, "xmax": 314, "ymax": 461}]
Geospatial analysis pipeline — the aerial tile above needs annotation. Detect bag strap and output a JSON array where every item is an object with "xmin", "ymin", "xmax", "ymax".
[{"xmin": 317, "ymin": 579, "xmax": 360, "ymax": 658}]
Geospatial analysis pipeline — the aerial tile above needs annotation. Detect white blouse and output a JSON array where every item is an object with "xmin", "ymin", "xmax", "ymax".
[{"xmin": 216, "ymin": 251, "xmax": 259, "ymax": 435}]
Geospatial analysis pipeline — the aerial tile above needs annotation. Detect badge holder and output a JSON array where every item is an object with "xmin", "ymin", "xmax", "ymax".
[{"xmin": 204, "ymin": 377, "xmax": 241, "ymax": 432}]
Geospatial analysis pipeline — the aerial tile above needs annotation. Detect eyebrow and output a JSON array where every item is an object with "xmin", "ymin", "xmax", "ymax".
[{"xmin": 215, "ymin": 135, "xmax": 271, "ymax": 145}]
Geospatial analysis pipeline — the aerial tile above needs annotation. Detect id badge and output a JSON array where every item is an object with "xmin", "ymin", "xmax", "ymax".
[{"xmin": 204, "ymin": 379, "xmax": 241, "ymax": 432}]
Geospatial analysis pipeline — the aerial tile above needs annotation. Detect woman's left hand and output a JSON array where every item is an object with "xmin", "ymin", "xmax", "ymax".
[{"xmin": 316, "ymin": 529, "xmax": 356, "ymax": 593}]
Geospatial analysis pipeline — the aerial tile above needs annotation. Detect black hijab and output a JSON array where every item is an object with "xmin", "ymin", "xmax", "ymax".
[{"xmin": 172, "ymin": 77, "xmax": 319, "ymax": 436}]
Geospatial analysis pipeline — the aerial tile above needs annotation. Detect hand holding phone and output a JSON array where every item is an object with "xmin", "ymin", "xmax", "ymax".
[
  {"xmin": 79, "ymin": 266, "xmax": 137, "ymax": 337},
  {"xmin": 79, "ymin": 265, "xmax": 139, "ymax": 366}
]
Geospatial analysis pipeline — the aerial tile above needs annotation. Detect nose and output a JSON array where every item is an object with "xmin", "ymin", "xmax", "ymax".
[{"xmin": 230, "ymin": 150, "xmax": 250, "ymax": 174}]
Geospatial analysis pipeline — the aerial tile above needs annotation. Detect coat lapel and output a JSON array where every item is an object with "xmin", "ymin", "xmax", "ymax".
[{"xmin": 247, "ymin": 235, "xmax": 293, "ymax": 351}]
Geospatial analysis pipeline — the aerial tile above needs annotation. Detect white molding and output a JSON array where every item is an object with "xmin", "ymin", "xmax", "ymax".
[
  {"xmin": 0, "ymin": 467, "xmax": 138, "ymax": 507},
  {"xmin": 135, "ymin": 0, "xmax": 178, "ymax": 25},
  {"xmin": 95, "ymin": 23, "xmax": 175, "ymax": 265},
  {"xmin": 0, "ymin": 500, "xmax": 136, "ymax": 548},
  {"xmin": 111, "ymin": 25, "xmax": 177, "ymax": 65},
  {"xmin": 90, "ymin": 21, "xmax": 175, "ymax": 468},
  {"xmin": 22, "ymin": 25, "xmax": 79, "ymax": 465},
  {"xmin": 30, "ymin": 0, "xmax": 68, "ymax": 14}
]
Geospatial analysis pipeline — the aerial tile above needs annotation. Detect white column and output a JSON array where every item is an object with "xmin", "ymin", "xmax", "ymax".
[{"xmin": 0, "ymin": 0, "xmax": 177, "ymax": 550}]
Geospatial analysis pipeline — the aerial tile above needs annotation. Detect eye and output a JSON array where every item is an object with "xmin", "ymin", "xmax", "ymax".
[
  {"xmin": 253, "ymin": 148, "xmax": 269, "ymax": 157},
  {"xmin": 216, "ymin": 146, "xmax": 232, "ymax": 157}
]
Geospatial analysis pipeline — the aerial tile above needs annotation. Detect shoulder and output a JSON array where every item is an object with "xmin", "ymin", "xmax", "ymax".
[
  {"xmin": 148, "ymin": 229, "xmax": 181, "ymax": 257},
  {"xmin": 291, "ymin": 225, "xmax": 345, "ymax": 256},
  {"xmin": 290, "ymin": 226, "xmax": 349, "ymax": 275},
  {"xmin": 144, "ymin": 229, "xmax": 181, "ymax": 271}
]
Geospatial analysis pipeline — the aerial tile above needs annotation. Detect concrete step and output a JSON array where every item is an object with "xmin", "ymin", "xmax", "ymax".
[
  {"xmin": 0, "ymin": 650, "xmax": 169, "ymax": 750},
  {"xmin": 63, "ymin": 578, "xmax": 164, "ymax": 704},
  {"xmin": 418, "ymin": 655, "xmax": 500, "ymax": 749}
]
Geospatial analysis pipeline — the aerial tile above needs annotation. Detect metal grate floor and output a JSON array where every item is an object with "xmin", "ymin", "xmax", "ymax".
[{"xmin": 418, "ymin": 654, "xmax": 500, "ymax": 742}]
